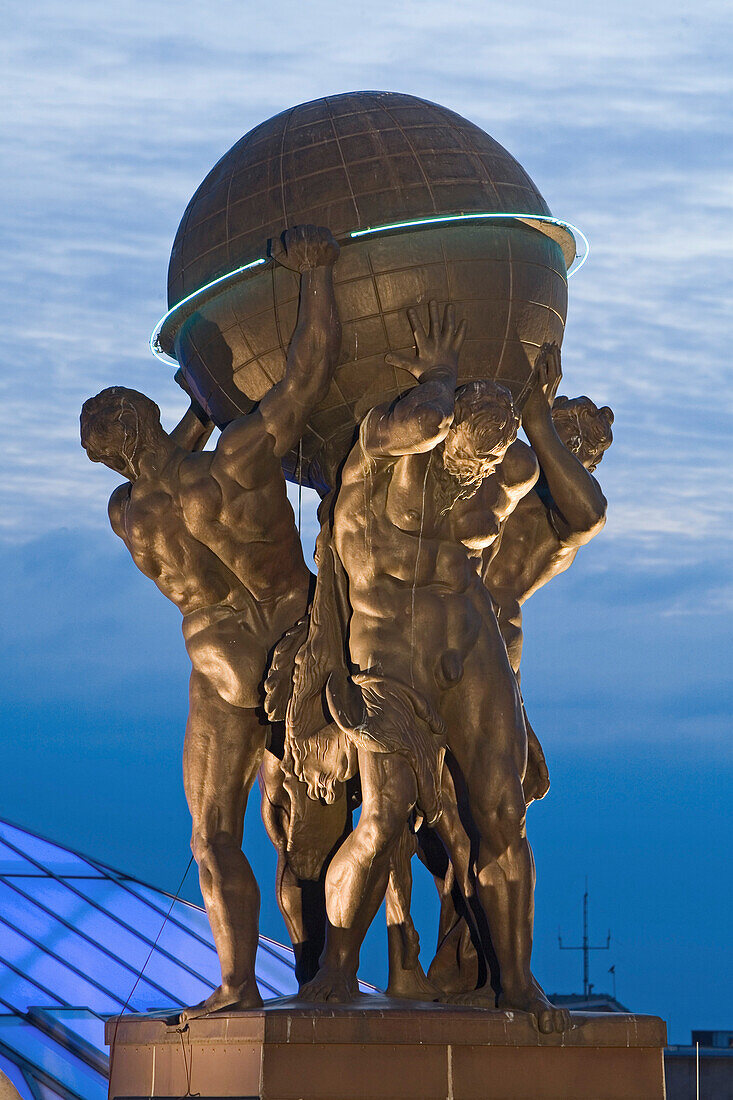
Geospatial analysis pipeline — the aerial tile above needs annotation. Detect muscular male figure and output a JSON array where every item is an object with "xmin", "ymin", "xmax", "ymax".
[
  {"xmin": 298, "ymin": 303, "xmax": 567, "ymax": 1030},
  {"xmin": 485, "ymin": 343, "xmax": 613, "ymax": 682},
  {"xmin": 426, "ymin": 345, "xmax": 613, "ymax": 996},
  {"xmin": 80, "ymin": 225, "xmax": 341, "ymax": 1019}
]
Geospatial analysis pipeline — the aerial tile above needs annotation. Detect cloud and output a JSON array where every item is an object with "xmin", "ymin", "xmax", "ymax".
[{"xmin": 1, "ymin": 0, "xmax": 731, "ymax": 567}]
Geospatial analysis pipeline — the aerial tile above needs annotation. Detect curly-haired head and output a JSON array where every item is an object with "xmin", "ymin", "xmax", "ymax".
[
  {"xmin": 551, "ymin": 395, "xmax": 614, "ymax": 472},
  {"xmin": 80, "ymin": 387, "xmax": 162, "ymax": 479},
  {"xmin": 442, "ymin": 380, "xmax": 519, "ymax": 489}
]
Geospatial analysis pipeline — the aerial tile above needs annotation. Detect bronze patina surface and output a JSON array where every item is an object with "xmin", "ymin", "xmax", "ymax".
[
  {"xmin": 82, "ymin": 226, "xmax": 341, "ymax": 1020},
  {"xmin": 162, "ymin": 92, "xmax": 569, "ymax": 488},
  {"xmin": 85, "ymin": 89, "xmax": 654, "ymax": 1098}
]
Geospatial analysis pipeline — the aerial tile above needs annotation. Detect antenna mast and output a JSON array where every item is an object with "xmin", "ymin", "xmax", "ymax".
[{"xmin": 558, "ymin": 879, "xmax": 611, "ymax": 997}]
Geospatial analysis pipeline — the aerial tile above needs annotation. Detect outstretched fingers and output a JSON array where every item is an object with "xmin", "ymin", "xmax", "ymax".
[
  {"xmin": 428, "ymin": 299, "xmax": 441, "ymax": 338},
  {"xmin": 386, "ymin": 301, "xmax": 467, "ymax": 373},
  {"xmin": 385, "ymin": 351, "xmax": 419, "ymax": 371},
  {"xmin": 406, "ymin": 307, "xmax": 426, "ymax": 345},
  {"xmin": 452, "ymin": 317, "xmax": 468, "ymax": 354}
]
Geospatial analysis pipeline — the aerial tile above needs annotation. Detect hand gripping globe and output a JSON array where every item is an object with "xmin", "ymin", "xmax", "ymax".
[{"xmin": 152, "ymin": 91, "xmax": 587, "ymax": 490}]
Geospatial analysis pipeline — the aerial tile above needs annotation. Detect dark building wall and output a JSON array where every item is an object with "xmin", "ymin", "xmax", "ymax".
[{"xmin": 664, "ymin": 1051, "xmax": 733, "ymax": 1099}]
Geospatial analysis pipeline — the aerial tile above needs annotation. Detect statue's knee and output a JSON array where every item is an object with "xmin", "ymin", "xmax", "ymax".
[
  {"xmin": 192, "ymin": 827, "xmax": 236, "ymax": 874},
  {"xmin": 474, "ymin": 779, "xmax": 526, "ymax": 852},
  {"xmin": 357, "ymin": 810, "xmax": 404, "ymax": 857}
]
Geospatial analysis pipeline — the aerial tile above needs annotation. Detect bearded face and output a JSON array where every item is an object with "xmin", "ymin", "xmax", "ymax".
[
  {"xmin": 436, "ymin": 380, "xmax": 519, "ymax": 510},
  {"xmin": 442, "ymin": 423, "xmax": 507, "ymax": 489}
]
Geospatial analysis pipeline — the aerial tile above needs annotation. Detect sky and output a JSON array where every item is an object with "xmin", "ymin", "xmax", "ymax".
[{"xmin": 2, "ymin": 0, "xmax": 731, "ymax": 1044}]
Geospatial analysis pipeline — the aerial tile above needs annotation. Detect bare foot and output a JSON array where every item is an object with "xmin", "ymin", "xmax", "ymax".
[
  {"xmin": 498, "ymin": 979, "xmax": 570, "ymax": 1034},
  {"xmin": 298, "ymin": 966, "xmax": 360, "ymax": 1004},
  {"xmin": 179, "ymin": 981, "xmax": 263, "ymax": 1024},
  {"xmin": 387, "ymin": 961, "xmax": 441, "ymax": 1002}
]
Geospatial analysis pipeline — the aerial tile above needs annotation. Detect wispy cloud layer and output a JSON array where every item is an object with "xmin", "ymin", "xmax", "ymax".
[
  {"xmin": 2, "ymin": 0, "xmax": 731, "ymax": 569},
  {"xmin": 2, "ymin": 1, "xmax": 731, "ymax": 1040}
]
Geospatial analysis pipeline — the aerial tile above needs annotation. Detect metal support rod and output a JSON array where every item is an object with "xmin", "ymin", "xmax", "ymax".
[{"xmin": 558, "ymin": 880, "xmax": 611, "ymax": 997}]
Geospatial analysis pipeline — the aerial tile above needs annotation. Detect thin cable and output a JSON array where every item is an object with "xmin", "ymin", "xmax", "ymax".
[
  {"xmin": 107, "ymin": 854, "xmax": 195, "ymax": 1091},
  {"xmin": 175, "ymin": 1024, "xmax": 200, "ymax": 1098},
  {"xmin": 297, "ymin": 437, "xmax": 303, "ymax": 536}
]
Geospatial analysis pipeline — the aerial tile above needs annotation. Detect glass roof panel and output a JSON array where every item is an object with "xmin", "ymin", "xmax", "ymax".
[
  {"xmin": 0, "ymin": 841, "xmax": 44, "ymax": 876},
  {"xmin": 0, "ymin": 1050, "xmax": 36, "ymax": 1100},
  {"xmin": 0, "ymin": 819, "xmax": 313, "ymax": 1099},
  {"xmin": 0, "ymin": 1018, "xmax": 107, "ymax": 1099},
  {"xmin": 69, "ymin": 878, "xmax": 196, "ymax": 943},
  {"xmin": 253, "ymin": 945, "xmax": 298, "ymax": 998},
  {"xmin": 124, "ymin": 882, "xmax": 213, "ymax": 939},
  {"xmin": 0, "ymin": 924, "xmax": 120, "ymax": 1015},
  {"xmin": 29, "ymin": 1010, "xmax": 107, "ymax": 1060},
  {"xmin": 260, "ymin": 935, "xmax": 297, "ymax": 964},
  {"xmin": 123, "ymin": 888, "xmax": 296, "ymax": 996},
  {"xmin": 7, "ymin": 877, "xmax": 215, "ymax": 1004},
  {"xmin": 0, "ymin": 826, "xmax": 101, "ymax": 878},
  {"xmin": 31, "ymin": 1083, "xmax": 69, "ymax": 1100},
  {"xmin": 70, "ymin": 880, "xmax": 225, "ymax": 987},
  {"xmin": 0, "ymin": 964, "xmax": 64, "ymax": 1015},
  {"xmin": 0, "ymin": 883, "xmax": 180, "ymax": 1011}
]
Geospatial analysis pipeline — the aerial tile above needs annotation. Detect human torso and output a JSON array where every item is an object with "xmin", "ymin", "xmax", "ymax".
[
  {"xmin": 110, "ymin": 470, "xmax": 237, "ymax": 617},
  {"xmin": 109, "ymin": 424, "xmax": 311, "ymax": 687},
  {"xmin": 179, "ymin": 427, "xmax": 311, "ymax": 616},
  {"xmin": 333, "ymin": 442, "xmax": 510, "ymax": 688}
]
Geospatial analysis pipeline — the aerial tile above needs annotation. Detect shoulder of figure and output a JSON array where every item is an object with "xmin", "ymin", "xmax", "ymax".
[
  {"xmin": 217, "ymin": 411, "xmax": 273, "ymax": 462},
  {"xmin": 178, "ymin": 447, "xmax": 215, "ymax": 482},
  {"xmin": 501, "ymin": 439, "xmax": 540, "ymax": 490},
  {"xmin": 108, "ymin": 482, "xmax": 131, "ymax": 536},
  {"xmin": 350, "ymin": 405, "xmax": 394, "ymax": 466},
  {"xmin": 217, "ymin": 409, "xmax": 263, "ymax": 451}
]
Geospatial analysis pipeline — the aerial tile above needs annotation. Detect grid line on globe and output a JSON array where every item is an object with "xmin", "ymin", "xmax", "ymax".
[{"xmin": 164, "ymin": 91, "xmax": 573, "ymax": 489}]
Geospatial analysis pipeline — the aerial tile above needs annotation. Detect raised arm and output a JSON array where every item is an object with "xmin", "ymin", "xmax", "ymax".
[
  {"xmin": 168, "ymin": 369, "xmax": 216, "ymax": 452},
  {"xmin": 257, "ymin": 225, "xmax": 342, "ymax": 457},
  {"xmin": 521, "ymin": 344, "xmax": 607, "ymax": 546},
  {"xmin": 361, "ymin": 301, "xmax": 467, "ymax": 458}
]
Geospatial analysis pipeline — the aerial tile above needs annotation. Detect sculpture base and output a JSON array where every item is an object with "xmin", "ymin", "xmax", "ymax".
[{"xmin": 105, "ymin": 995, "xmax": 666, "ymax": 1100}]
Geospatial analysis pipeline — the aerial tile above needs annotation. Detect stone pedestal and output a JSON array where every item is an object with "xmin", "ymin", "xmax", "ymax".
[{"xmin": 105, "ymin": 996, "xmax": 667, "ymax": 1100}]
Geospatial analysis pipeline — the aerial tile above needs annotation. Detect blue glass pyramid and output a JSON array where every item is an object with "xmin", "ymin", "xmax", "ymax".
[{"xmin": 0, "ymin": 817, "xmax": 298, "ymax": 1099}]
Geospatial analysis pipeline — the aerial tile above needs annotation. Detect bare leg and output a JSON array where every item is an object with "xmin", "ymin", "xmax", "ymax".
[
  {"xmin": 419, "ymin": 761, "xmax": 484, "ymax": 995},
  {"xmin": 442, "ymin": 624, "xmax": 568, "ymax": 1033},
  {"xmin": 499, "ymin": 606, "xmax": 550, "ymax": 806},
  {"xmin": 180, "ymin": 674, "xmax": 267, "ymax": 1021},
  {"xmin": 300, "ymin": 750, "xmax": 417, "ymax": 1003},
  {"xmin": 259, "ymin": 749, "xmax": 350, "ymax": 986},
  {"xmin": 385, "ymin": 826, "xmax": 440, "ymax": 1001}
]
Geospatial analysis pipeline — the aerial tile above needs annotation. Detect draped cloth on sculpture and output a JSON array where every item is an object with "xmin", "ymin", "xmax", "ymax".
[{"xmin": 266, "ymin": 498, "xmax": 447, "ymax": 827}]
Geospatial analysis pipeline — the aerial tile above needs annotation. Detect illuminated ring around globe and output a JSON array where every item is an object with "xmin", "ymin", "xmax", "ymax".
[{"xmin": 150, "ymin": 213, "xmax": 588, "ymax": 365}]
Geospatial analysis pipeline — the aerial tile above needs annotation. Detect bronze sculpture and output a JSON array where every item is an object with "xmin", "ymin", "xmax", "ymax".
[
  {"xmin": 425, "ymin": 343, "xmax": 614, "ymax": 996},
  {"xmin": 85, "ymin": 91, "xmax": 616, "ymax": 1044},
  {"xmin": 81, "ymin": 225, "xmax": 341, "ymax": 1018},
  {"xmin": 267, "ymin": 303, "xmax": 564, "ymax": 1031},
  {"xmin": 158, "ymin": 91, "xmax": 571, "ymax": 489}
]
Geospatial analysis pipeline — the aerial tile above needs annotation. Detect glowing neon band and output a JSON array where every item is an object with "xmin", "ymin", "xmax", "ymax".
[
  {"xmin": 150, "ymin": 257, "xmax": 266, "ymax": 361},
  {"xmin": 350, "ymin": 213, "xmax": 589, "ymax": 277},
  {"xmin": 151, "ymin": 214, "xmax": 588, "ymax": 366}
]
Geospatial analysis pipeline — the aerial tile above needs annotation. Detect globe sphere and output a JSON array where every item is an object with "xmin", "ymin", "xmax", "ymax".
[{"xmin": 161, "ymin": 91, "xmax": 571, "ymax": 489}]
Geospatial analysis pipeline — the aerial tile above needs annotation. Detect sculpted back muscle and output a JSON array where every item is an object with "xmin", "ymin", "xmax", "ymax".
[
  {"xmin": 484, "ymin": 489, "xmax": 579, "ymax": 605},
  {"xmin": 180, "ymin": 439, "xmax": 310, "ymax": 608},
  {"xmin": 110, "ymin": 477, "xmax": 237, "ymax": 615}
]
